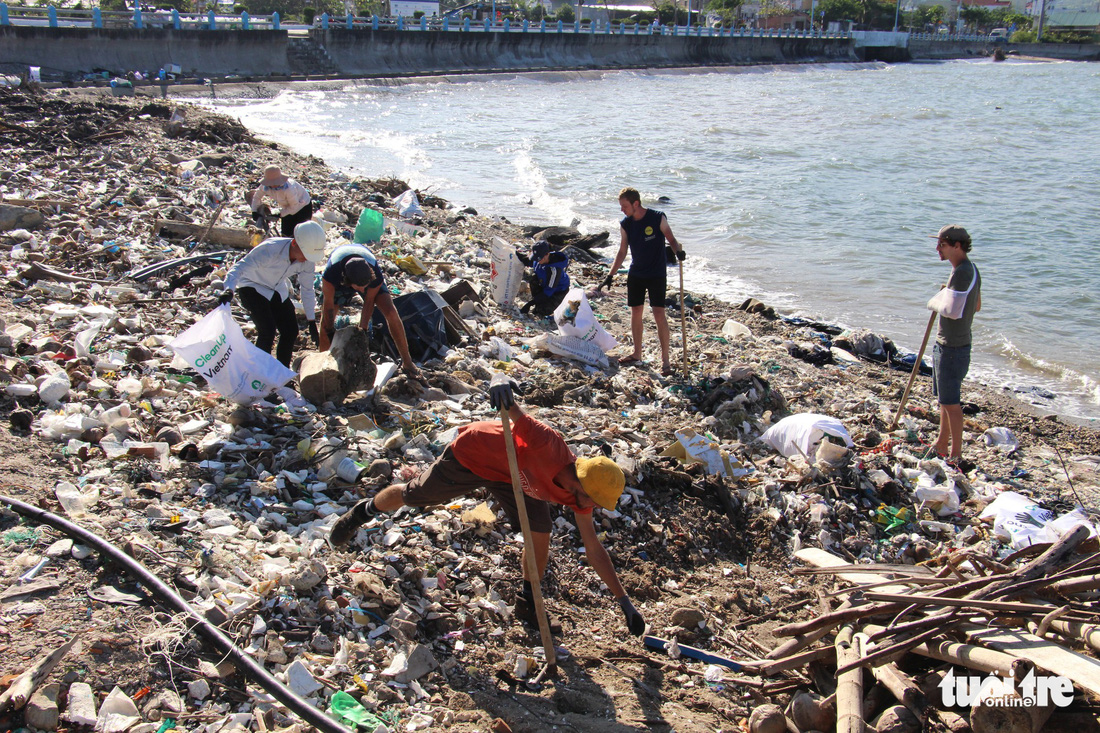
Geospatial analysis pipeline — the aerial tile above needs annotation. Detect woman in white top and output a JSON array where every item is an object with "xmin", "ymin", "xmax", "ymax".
[{"xmin": 251, "ymin": 165, "xmax": 313, "ymax": 237}]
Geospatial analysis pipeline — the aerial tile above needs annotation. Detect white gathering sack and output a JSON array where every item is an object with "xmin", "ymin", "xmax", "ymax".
[
  {"xmin": 760, "ymin": 413, "xmax": 853, "ymax": 459},
  {"xmin": 554, "ymin": 288, "xmax": 617, "ymax": 353},
  {"xmin": 490, "ymin": 237, "xmax": 524, "ymax": 308},
  {"xmin": 169, "ymin": 305, "xmax": 296, "ymax": 405},
  {"xmin": 528, "ymin": 333, "xmax": 609, "ymax": 369}
]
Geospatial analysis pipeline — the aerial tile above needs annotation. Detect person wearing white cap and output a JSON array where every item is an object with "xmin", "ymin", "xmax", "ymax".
[
  {"xmin": 250, "ymin": 165, "xmax": 313, "ymax": 238},
  {"xmin": 219, "ymin": 221, "xmax": 326, "ymax": 367}
]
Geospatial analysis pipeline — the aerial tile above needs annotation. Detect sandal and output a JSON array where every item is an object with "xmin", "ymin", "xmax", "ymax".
[
  {"xmin": 661, "ymin": 367, "xmax": 674, "ymax": 377},
  {"xmin": 618, "ymin": 355, "xmax": 644, "ymax": 366},
  {"xmin": 919, "ymin": 446, "xmax": 947, "ymax": 461}
]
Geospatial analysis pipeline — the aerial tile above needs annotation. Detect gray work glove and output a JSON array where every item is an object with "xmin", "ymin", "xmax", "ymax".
[
  {"xmin": 619, "ymin": 596, "xmax": 646, "ymax": 637},
  {"xmin": 600, "ymin": 274, "xmax": 613, "ymax": 291},
  {"xmin": 489, "ymin": 373, "xmax": 520, "ymax": 411},
  {"xmin": 218, "ymin": 290, "xmax": 234, "ymax": 306}
]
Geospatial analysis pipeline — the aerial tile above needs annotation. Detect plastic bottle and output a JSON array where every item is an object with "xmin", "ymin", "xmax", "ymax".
[{"xmin": 55, "ymin": 481, "xmax": 87, "ymax": 519}]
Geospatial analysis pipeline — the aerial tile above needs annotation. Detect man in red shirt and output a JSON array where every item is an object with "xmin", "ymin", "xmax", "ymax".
[{"xmin": 330, "ymin": 375, "xmax": 646, "ymax": 636}]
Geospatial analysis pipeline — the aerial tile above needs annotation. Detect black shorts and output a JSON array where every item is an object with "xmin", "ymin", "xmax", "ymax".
[
  {"xmin": 401, "ymin": 446, "xmax": 552, "ymax": 533},
  {"xmin": 626, "ymin": 274, "xmax": 667, "ymax": 308}
]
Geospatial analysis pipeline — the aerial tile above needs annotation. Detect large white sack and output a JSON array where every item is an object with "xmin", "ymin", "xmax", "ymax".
[
  {"xmin": 554, "ymin": 288, "xmax": 617, "ymax": 353},
  {"xmin": 490, "ymin": 237, "xmax": 523, "ymax": 308},
  {"xmin": 169, "ymin": 305, "xmax": 296, "ymax": 405},
  {"xmin": 760, "ymin": 413, "xmax": 853, "ymax": 458}
]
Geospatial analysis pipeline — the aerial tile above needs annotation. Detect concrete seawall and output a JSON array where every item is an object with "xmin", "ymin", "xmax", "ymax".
[
  {"xmin": 0, "ymin": 26, "xmax": 292, "ymax": 77},
  {"xmin": 0, "ymin": 25, "xmax": 857, "ymax": 80},
  {"xmin": 2, "ymin": 25, "xmax": 1098, "ymax": 81},
  {"xmin": 908, "ymin": 39, "xmax": 1100, "ymax": 61},
  {"xmin": 316, "ymin": 28, "xmax": 856, "ymax": 75}
]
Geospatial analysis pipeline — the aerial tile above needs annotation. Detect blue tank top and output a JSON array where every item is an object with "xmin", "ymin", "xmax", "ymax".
[{"xmin": 620, "ymin": 208, "xmax": 668, "ymax": 278}]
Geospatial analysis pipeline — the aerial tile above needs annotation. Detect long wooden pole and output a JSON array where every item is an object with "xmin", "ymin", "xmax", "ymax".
[
  {"xmin": 500, "ymin": 408, "xmax": 557, "ymax": 674},
  {"xmin": 835, "ymin": 626, "xmax": 866, "ymax": 733},
  {"xmin": 678, "ymin": 258, "xmax": 688, "ymax": 377},
  {"xmin": 889, "ymin": 309, "xmax": 937, "ymax": 430}
]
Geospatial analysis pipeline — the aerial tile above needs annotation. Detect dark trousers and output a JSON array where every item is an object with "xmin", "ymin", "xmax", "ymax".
[
  {"xmin": 279, "ymin": 201, "xmax": 314, "ymax": 238},
  {"xmin": 522, "ymin": 277, "xmax": 567, "ymax": 316},
  {"xmin": 237, "ymin": 287, "xmax": 298, "ymax": 367}
]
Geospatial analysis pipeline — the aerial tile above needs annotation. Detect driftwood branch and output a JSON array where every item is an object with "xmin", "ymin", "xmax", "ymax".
[{"xmin": 0, "ymin": 634, "xmax": 82, "ymax": 712}]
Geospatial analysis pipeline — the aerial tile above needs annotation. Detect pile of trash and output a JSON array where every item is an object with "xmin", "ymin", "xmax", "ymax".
[{"xmin": 1, "ymin": 86, "xmax": 1099, "ymax": 733}]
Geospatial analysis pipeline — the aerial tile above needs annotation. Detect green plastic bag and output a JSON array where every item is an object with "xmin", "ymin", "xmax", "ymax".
[
  {"xmin": 328, "ymin": 690, "xmax": 387, "ymax": 730},
  {"xmin": 354, "ymin": 208, "xmax": 384, "ymax": 244}
]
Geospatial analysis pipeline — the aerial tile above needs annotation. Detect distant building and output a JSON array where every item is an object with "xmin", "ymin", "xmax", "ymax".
[
  {"xmin": 389, "ymin": 0, "xmax": 441, "ymax": 16},
  {"xmin": 1045, "ymin": 9, "xmax": 1100, "ymax": 29}
]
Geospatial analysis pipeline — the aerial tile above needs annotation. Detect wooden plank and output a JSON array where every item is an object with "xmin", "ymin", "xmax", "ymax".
[
  {"xmin": 794, "ymin": 547, "xmax": 914, "ymax": 595},
  {"xmin": 156, "ymin": 219, "xmax": 254, "ymax": 250},
  {"xmin": 961, "ymin": 623, "xmax": 1100, "ymax": 697}
]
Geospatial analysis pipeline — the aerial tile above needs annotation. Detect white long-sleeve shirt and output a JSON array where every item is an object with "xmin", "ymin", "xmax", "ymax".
[
  {"xmin": 223, "ymin": 237, "xmax": 317, "ymax": 321},
  {"xmin": 251, "ymin": 178, "xmax": 311, "ymax": 217}
]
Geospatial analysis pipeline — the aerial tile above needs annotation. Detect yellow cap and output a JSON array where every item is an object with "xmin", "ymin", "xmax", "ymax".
[{"xmin": 575, "ymin": 456, "xmax": 625, "ymax": 510}]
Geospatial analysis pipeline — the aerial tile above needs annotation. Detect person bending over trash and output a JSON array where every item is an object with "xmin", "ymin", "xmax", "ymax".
[
  {"xmin": 517, "ymin": 241, "xmax": 570, "ymax": 317},
  {"xmin": 330, "ymin": 374, "xmax": 646, "ymax": 637},
  {"xmin": 317, "ymin": 243, "xmax": 422, "ymax": 380},
  {"xmin": 218, "ymin": 221, "xmax": 324, "ymax": 367},
  {"xmin": 250, "ymin": 165, "xmax": 313, "ymax": 238}
]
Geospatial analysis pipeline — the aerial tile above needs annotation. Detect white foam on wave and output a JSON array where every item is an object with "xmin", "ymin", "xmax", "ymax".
[{"xmin": 510, "ymin": 145, "xmax": 579, "ymax": 226}]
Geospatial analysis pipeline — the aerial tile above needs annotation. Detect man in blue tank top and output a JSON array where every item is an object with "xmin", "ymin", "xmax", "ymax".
[
  {"xmin": 600, "ymin": 187, "xmax": 685, "ymax": 376},
  {"xmin": 318, "ymin": 243, "xmax": 421, "ymax": 379}
]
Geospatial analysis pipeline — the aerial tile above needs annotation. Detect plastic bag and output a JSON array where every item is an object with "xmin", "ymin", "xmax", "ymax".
[
  {"xmin": 393, "ymin": 189, "xmax": 423, "ymax": 218},
  {"xmin": 392, "ymin": 253, "xmax": 429, "ymax": 276},
  {"xmin": 490, "ymin": 237, "xmax": 524, "ymax": 308},
  {"xmin": 554, "ymin": 288, "xmax": 617, "ymax": 353},
  {"xmin": 759, "ymin": 413, "xmax": 853, "ymax": 459},
  {"xmin": 914, "ymin": 479, "xmax": 961, "ymax": 517},
  {"xmin": 353, "ymin": 207, "xmax": 384, "ymax": 244},
  {"xmin": 983, "ymin": 427, "xmax": 1019, "ymax": 453},
  {"xmin": 169, "ymin": 305, "xmax": 296, "ymax": 405},
  {"xmin": 530, "ymin": 332, "xmax": 609, "ymax": 368},
  {"xmin": 979, "ymin": 491, "xmax": 1095, "ymax": 549},
  {"xmin": 660, "ymin": 428, "xmax": 748, "ymax": 479}
]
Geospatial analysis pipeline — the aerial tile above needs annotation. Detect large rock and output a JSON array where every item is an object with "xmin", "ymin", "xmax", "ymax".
[
  {"xmin": 298, "ymin": 350, "xmax": 342, "ymax": 405},
  {"xmin": 63, "ymin": 682, "xmax": 97, "ymax": 727},
  {"xmin": 299, "ymin": 326, "xmax": 376, "ymax": 405},
  {"xmin": 26, "ymin": 682, "xmax": 60, "ymax": 731},
  {"xmin": 329, "ymin": 325, "xmax": 376, "ymax": 393},
  {"xmin": 0, "ymin": 204, "xmax": 44, "ymax": 232},
  {"xmin": 670, "ymin": 606, "xmax": 706, "ymax": 629}
]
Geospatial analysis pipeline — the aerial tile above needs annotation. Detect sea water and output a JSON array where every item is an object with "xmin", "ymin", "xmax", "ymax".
[{"xmin": 209, "ymin": 59, "xmax": 1100, "ymax": 422}]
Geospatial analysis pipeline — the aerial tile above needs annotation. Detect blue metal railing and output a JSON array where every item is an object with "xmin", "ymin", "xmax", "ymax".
[
  {"xmin": 0, "ymin": 3, "xmax": 874, "ymax": 37},
  {"xmin": 0, "ymin": 3, "xmax": 997, "ymax": 40}
]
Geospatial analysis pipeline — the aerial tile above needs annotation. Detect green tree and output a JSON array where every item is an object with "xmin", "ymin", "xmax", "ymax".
[
  {"xmin": 554, "ymin": 2, "xmax": 574, "ymax": 21},
  {"xmin": 653, "ymin": 0, "xmax": 676, "ymax": 24},
  {"xmin": 756, "ymin": 0, "xmax": 786, "ymax": 20},
  {"xmin": 705, "ymin": 0, "xmax": 742, "ymax": 24},
  {"xmin": 1003, "ymin": 12, "xmax": 1031, "ymax": 29},
  {"xmin": 817, "ymin": 0, "xmax": 860, "ymax": 24},
  {"xmin": 904, "ymin": 3, "xmax": 943, "ymax": 29},
  {"xmin": 959, "ymin": 4, "xmax": 992, "ymax": 31}
]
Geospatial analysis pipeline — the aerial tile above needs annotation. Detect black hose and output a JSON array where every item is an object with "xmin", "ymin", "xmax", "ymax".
[{"xmin": 0, "ymin": 493, "xmax": 352, "ymax": 733}]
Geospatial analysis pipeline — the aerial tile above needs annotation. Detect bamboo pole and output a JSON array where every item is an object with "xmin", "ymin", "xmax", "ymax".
[
  {"xmin": 500, "ymin": 409, "xmax": 557, "ymax": 675},
  {"xmin": 869, "ymin": 661, "xmax": 926, "ymax": 719},
  {"xmin": 835, "ymin": 626, "xmax": 865, "ymax": 733},
  {"xmin": 678, "ymin": 258, "xmax": 688, "ymax": 378},
  {"xmin": 889, "ymin": 309, "xmax": 937, "ymax": 430}
]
